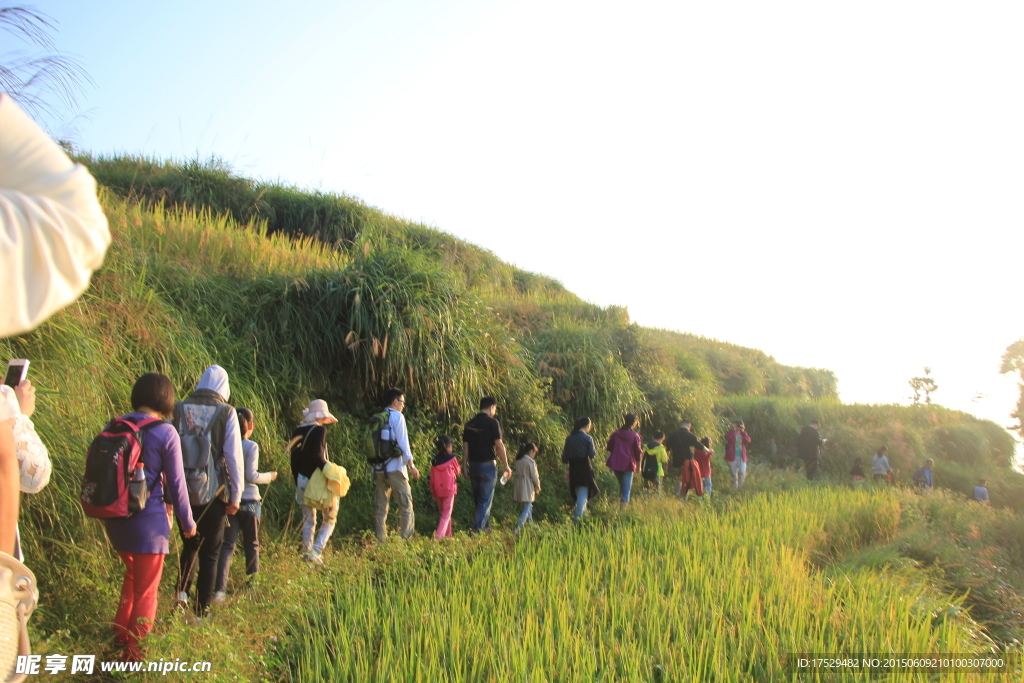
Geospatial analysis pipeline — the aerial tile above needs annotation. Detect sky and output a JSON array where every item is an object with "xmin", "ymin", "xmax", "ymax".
[{"xmin": 15, "ymin": 0, "xmax": 1024, "ymax": 434}]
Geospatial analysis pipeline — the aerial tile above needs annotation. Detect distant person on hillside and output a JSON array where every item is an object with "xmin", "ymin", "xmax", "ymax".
[
  {"xmin": 850, "ymin": 457, "xmax": 865, "ymax": 489},
  {"xmin": 290, "ymin": 400, "xmax": 341, "ymax": 560},
  {"xmin": 797, "ymin": 420, "xmax": 825, "ymax": 480},
  {"xmin": 372, "ymin": 389, "xmax": 420, "ymax": 541},
  {"xmin": 606, "ymin": 413, "xmax": 644, "ymax": 506},
  {"xmin": 871, "ymin": 446, "xmax": 892, "ymax": 483},
  {"xmin": 429, "ymin": 436, "xmax": 460, "ymax": 539},
  {"xmin": 974, "ymin": 478, "xmax": 989, "ymax": 504},
  {"xmin": 463, "ymin": 396, "xmax": 510, "ymax": 533},
  {"xmin": 512, "ymin": 442, "xmax": 541, "ymax": 534},
  {"xmin": 0, "ymin": 93, "xmax": 111, "ymax": 339},
  {"xmin": 641, "ymin": 431, "xmax": 668, "ymax": 495},
  {"xmin": 724, "ymin": 420, "xmax": 752, "ymax": 490},
  {"xmin": 665, "ymin": 420, "xmax": 710, "ymax": 497},
  {"xmin": 104, "ymin": 373, "xmax": 196, "ymax": 661},
  {"xmin": 695, "ymin": 437, "xmax": 714, "ymax": 499},
  {"xmin": 912, "ymin": 458, "xmax": 934, "ymax": 490},
  {"xmin": 173, "ymin": 365, "xmax": 244, "ymax": 620},
  {"xmin": 562, "ymin": 417, "xmax": 599, "ymax": 521},
  {"xmin": 214, "ymin": 407, "xmax": 276, "ymax": 605}
]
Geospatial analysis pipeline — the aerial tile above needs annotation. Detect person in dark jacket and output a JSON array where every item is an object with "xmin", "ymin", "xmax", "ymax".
[
  {"xmin": 664, "ymin": 420, "xmax": 710, "ymax": 497},
  {"xmin": 288, "ymin": 399, "xmax": 338, "ymax": 565},
  {"xmin": 562, "ymin": 417, "xmax": 599, "ymax": 521},
  {"xmin": 797, "ymin": 420, "xmax": 825, "ymax": 480},
  {"xmin": 462, "ymin": 396, "xmax": 510, "ymax": 534}
]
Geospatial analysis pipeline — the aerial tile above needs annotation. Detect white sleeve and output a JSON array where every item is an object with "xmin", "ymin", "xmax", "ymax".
[
  {"xmin": 222, "ymin": 409, "xmax": 244, "ymax": 504},
  {"xmin": 245, "ymin": 441, "xmax": 273, "ymax": 485},
  {"xmin": 0, "ymin": 386, "xmax": 50, "ymax": 493},
  {"xmin": 0, "ymin": 386, "xmax": 17, "ymax": 423},
  {"xmin": 13, "ymin": 415, "xmax": 50, "ymax": 494},
  {"xmin": 0, "ymin": 94, "xmax": 111, "ymax": 338},
  {"xmin": 392, "ymin": 412, "xmax": 413, "ymax": 465}
]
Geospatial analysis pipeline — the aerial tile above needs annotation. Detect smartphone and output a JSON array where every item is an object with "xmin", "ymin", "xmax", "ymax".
[{"xmin": 4, "ymin": 359, "xmax": 29, "ymax": 388}]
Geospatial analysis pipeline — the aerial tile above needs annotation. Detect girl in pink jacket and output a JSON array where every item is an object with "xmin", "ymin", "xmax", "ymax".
[{"xmin": 429, "ymin": 436, "xmax": 461, "ymax": 539}]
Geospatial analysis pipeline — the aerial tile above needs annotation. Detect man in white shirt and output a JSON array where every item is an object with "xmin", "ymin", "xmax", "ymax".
[
  {"xmin": 871, "ymin": 446, "xmax": 892, "ymax": 482},
  {"xmin": 373, "ymin": 388, "xmax": 420, "ymax": 541}
]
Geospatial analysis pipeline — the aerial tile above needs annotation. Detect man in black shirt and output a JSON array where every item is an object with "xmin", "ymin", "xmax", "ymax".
[
  {"xmin": 664, "ymin": 420, "xmax": 709, "ymax": 497},
  {"xmin": 462, "ymin": 396, "xmax": 511, "ymax": 532},
  {"xmin": 797, "ymin": 420, "xmax": 825, "ymax": 480}
]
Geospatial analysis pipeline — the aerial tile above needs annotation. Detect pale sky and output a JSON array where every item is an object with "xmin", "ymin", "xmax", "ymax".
[{"xmin": 21, "ymin": 0, "xmax": 1024, "ymax": 432}]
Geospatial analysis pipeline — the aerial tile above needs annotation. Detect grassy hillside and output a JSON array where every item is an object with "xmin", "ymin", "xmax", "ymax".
[{"xmin": 2, "ymin": 154, "xmax": 1021, "ymax": 679}]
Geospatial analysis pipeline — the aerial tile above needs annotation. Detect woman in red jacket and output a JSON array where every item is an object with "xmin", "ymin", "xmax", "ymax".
[
  {"xmin": 430, "ymin": 436, "xmax": 461, "ymax": 538},
  {"xmin": 724, "ymin": 420, "xmax": 752, "ymax": 489}
]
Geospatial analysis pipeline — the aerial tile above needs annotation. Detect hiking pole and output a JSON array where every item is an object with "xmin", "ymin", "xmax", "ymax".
[{"xmin": 193, "ymin": 484, "xmax": 228, "ymax": 526}]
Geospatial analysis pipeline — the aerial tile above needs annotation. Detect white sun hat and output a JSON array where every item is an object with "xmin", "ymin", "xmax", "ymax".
[{"xmin": 301, "ymin": 399, "xmax": 338, "ymax": 424}]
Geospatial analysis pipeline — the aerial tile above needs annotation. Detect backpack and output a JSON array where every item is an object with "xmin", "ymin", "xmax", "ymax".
[
  {"xmin": 289, "ymin": 423, "xmax": 323, "ymax": 472},
  {"xmin": 175, "ymin": 402, "xmax": 231, "ymax": 506},
  {"xmin": 363, "ymin": 408, "xmax": 399, "ymax": 466},
  {"xmin": 641, "ymin": 449, "xmax": 660, "ymax": 478},
  {"xmin": 80, "ymin": 416, "xmax": 165, "ymax": 519}
]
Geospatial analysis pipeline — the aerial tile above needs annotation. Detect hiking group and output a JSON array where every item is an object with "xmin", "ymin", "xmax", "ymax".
[
  {"xmin": 0, "ymin": 90, "xmax": 980, "ymax": 674},
  {"xmin": 16, "ymin": 360, "xmax": 956, "ymax": 665}
]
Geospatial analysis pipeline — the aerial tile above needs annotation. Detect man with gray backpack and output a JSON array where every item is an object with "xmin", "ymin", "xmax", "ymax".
[{"xmin": 172, "ymin": 365, "xmax": 243, "ymax": 620}]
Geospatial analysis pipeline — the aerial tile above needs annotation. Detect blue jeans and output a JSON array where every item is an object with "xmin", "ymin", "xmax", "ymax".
[
  {"xmin": 703, "ymin": 477, "xmax": 712, "ymax": 497},
  {"xmin": 574, "ymin": 486, "xmax": 589, "ymax": 521},
  {"xmin": 469, "ymin": 461, "xmax": 497, "ymax": 532},
  {"xmin": 516, "ymin": 502, "xmax": 533, "ymax": 529},
  {"xmin": 614, "ymin": 470, "xmax": 634, "ymax": 504}
]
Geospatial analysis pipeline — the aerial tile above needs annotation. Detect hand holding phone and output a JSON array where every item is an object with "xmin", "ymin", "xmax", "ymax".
[
  {"xmin": 14, "ymin": 380, "xmax": 34, "ymax": 419},
  {"xmin": 3, "ymin": 359, "xmax": 28, "ymax": 389}
]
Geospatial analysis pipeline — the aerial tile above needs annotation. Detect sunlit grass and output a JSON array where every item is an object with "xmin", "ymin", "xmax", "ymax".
[{"xmin": 284, "ymin": 489, "xmax": 1000, "ymax": 682}]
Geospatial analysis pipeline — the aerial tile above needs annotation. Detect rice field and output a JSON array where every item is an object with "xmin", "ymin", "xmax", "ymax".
[{"xmin": 283, "ymin": 488, "xmax": 1010, "ymax": 682}]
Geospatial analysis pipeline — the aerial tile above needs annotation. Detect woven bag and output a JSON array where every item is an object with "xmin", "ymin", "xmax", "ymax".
[{"xmin": 0, "ymin": 552, "xmax": 37, "ymax": 683}]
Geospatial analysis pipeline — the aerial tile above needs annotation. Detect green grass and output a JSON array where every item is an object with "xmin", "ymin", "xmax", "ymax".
[{"xmin": 281, "ymin": 488, "xmax": 1021, "ymax": 682}]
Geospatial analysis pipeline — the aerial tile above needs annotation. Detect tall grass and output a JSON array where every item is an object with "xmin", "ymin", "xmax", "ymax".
[
  {"xmin": 81, "ymin": 154, "xmax": 845, "ymax": 406},
  {"xmin": 284, "ymin": 489, "xmax": 996, "ymax": 682}
]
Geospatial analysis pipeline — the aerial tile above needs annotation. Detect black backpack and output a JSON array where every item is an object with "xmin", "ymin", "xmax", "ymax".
[
  {"xmin": 80, "ymin": 416, "xmax": 165, "ymax": 518},
  {"xmin": 642, "ymin": 449, "xmax": 660, "ymax": 478}
]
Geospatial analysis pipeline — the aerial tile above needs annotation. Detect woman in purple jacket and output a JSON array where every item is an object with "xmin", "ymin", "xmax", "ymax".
[
  {"xmin": 103, "ymin": 373, "xmax": 196, "ymax": 660},
  {"xmin": 606, "ymin": 413, "xmax": 643, "ymax": 506}
]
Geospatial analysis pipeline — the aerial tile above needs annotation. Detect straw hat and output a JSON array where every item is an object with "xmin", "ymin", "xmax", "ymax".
[{"xmin": 301, "ymin": 399, "xmax": 338, "ymax": 424}]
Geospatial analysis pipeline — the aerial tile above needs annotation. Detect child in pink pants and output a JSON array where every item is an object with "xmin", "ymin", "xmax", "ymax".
[{"xmin": 429, "ymin": 436, "xmax": 461, "ymax": 538}]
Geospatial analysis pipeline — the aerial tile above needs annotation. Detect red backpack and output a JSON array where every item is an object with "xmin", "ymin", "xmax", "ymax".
[{"xmin": 80, "ymin": 416, "xmax": 165, "ymax": 519}]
